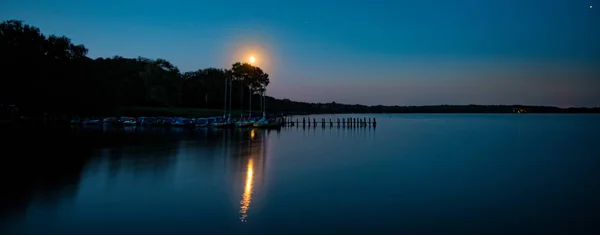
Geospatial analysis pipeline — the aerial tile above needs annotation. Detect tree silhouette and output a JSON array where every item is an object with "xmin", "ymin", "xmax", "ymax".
[{"xmin": 0, "ymin": 19, "xmax": 597, "ymax": 118}]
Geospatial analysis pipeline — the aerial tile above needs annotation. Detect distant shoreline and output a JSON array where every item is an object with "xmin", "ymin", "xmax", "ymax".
[
  {"xmin": 2, "ymin": 105, "xmax": 599, "ymax": 123},
  {"xmin": 3, "ymin": 20, "xmax": 598, "ymax": 120}
]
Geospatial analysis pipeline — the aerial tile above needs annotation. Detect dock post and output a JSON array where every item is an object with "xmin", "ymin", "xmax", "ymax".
[
  {"xmin": 329, "ymin": 118, "xmax": 333, "ymax": 127},
  {"xmin": 368, "ymin": 118, "xmax": 371, "ymax": 126},
  {"xmin": 373, "ymin": 117, "xmax": 377, "ymax": 127},
  {"xmin": 313, "ymin": 118, "xmax": 316, "ymax": 127},
  {"xmin": 342, "ymin": 118, "xmax": 345, "ymax": 127},
  {"xmin": 302, "ymin": 117, "xmax": 306, "ymax": 127}
]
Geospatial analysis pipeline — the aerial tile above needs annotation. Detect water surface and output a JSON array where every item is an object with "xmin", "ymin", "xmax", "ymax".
[{"xmin": 2, "ymin": 114, "xmax": 599, "ymax": 234}]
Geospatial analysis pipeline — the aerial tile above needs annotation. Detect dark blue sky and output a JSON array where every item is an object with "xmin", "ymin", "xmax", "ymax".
[{"xmin": 2, "ymin": 0, "xmax": 599, "ymax": 107}]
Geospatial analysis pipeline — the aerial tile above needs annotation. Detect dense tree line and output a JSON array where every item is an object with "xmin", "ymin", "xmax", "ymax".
[
  {"xmin": 0, "ymin": 20, "xmax": 269, "ymax": 117},
  {"xmin": 1, "ymin": 19, "xmax": 598, "ymax": 118}
]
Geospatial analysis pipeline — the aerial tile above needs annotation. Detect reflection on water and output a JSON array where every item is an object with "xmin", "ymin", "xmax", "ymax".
[
  {"xmin": 240, "ymin": 158, "xmax": 254, "ymax": 222},
  {"xmin": 2, "ymin": 114, "xmax": 600, "ymax": 235},
  {"xmin": 238, "ymin": 128, "xmax": 267, "ymax": 223}
]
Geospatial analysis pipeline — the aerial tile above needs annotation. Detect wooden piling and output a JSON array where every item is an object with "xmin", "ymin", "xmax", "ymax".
[{"xmin": 278, "ymin": 116, "xmax": 379, "ymax": 129}]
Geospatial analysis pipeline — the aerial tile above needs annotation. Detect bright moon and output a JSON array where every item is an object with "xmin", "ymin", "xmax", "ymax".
[{"xmin": 249, "ymin": 56, "xmax": 255, "ymax": 64}]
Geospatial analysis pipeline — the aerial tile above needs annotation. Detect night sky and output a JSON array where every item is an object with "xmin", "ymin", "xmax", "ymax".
[{"xmin": 2, "ymin": 0, "xmax": 599, "ymax": 107}]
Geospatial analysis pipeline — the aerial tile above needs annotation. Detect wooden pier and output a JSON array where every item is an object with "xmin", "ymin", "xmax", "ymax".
[{"xmin": 280, "ymin": 117, "xmax": 377, "ymax": 128}]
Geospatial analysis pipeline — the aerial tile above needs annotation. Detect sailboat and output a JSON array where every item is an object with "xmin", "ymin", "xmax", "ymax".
[
  {"xmin": 213, "ymin": 77, "xmax": 235, "ymax": 128},
  {"xmin": 253, "ymin": 90, "xmax": 281, "ymax": 129},
  {"xmin": 236, "ymin": 85, "xmax": 255, "ymax": 127}
]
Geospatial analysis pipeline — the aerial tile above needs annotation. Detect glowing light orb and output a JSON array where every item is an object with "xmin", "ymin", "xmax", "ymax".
[{"xmin": 249, "ymin": 56, "xmax": 255, "ymax": 64}]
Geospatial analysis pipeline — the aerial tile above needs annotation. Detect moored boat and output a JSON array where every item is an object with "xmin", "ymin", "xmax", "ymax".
[
  {"xmin": 102, "ymin": 117, "xmax": 120, "ymax": 126},
  {"xmin": 195, "ymin": 118, "xmax": 209, "ymax": 127},
  {"xmin": 82, "ymin": 119, "xmax": 101, "ymax": 125},
  {"xmin": 138, "ymin": 117, "xmax": 161, "ymax": 126},
  {"xmin": 252, "ymin": 118, "xmax": 281, "ymax": 129},
  {"xmin": 121, "ymin": 116, "xmax": 137, "ymax": 125},
  {"xmin": 160, "ymin": 117, "xmax": 175, "ymax": 126},
  {"xmin": 235, "ymin": 117, "xmax": 255, "ymax": 128},
  {"xmin": 70, "ymin": 119, "xmax": 81, "ymax": 125},
  {"xmin": 172, "ymin": 117, "xmax": 195, "ymax": 128}
]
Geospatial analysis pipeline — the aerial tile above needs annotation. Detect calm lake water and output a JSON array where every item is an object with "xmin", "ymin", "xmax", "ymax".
[{"xmin": 1, "ymin": 114, "xmax": 600, "ymax": 235}]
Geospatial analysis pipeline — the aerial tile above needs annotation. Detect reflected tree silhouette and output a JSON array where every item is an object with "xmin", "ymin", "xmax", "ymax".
[{"xmin": 0, "ymin": 126, "xmax": 91, "ymax": 230}]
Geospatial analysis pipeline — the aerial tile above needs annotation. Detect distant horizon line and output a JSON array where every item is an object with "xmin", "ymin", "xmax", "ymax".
[{"xmin": 268, "ymin": 97, "xmax": 600, "ymax": 109}]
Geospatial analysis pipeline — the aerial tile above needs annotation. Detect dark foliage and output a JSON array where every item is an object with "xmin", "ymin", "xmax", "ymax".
[{"xmin": 1, "ymin": 19, "xmax": 598, "ymax": 117}]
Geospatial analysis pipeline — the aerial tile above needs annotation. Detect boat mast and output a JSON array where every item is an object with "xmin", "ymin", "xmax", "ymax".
[
  {"xmin": 259, "ymin": 91, "xmax": 263, "ymax": 118},
  {"xmin": 262, "ymin": 90, "xmax": 266, "ymax": 119},
  {"xmin": 240, "ymin": 80, "xmax": 243, "ymax": 119},
  {"xmin": 228, "ymin": 79, "xmax": 232, "ymax": 121},
  {"xmin": 248, "ymin": 86, "xmax": 252, "ymax": 119},
  {"xmin": 223, "ymin": 76, "xmax": 227, "ymax": 119}
]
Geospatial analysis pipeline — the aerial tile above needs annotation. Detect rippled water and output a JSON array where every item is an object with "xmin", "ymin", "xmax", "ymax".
[{"xmin": 1, "ymin": 114, "xmax": 599, "ymax": 235}]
